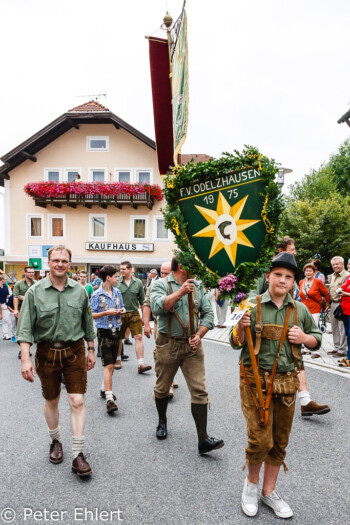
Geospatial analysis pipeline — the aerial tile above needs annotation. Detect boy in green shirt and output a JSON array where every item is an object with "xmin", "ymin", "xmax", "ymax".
[{"xmin": 231, "ymin": 252, "xmax": 321, "ymax": 519}]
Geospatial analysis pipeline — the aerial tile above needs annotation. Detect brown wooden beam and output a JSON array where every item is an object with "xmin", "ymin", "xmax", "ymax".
[
  {"xmin": 35, "ymin": 201, "xmax": 47, "ymax": 208},
  {"xmin": 20, "ymin": 151, "xmax": 37, "ymax": 162},
  {"xmin": 83, "ymin": 203, "xmax": 92, "ymax": 209},
  {"xmin": 115, "ymin": 203, "xmax": 122, "ymax": 209},
  {"xmin": 52, "ymin": 202, "xmax": 62, "ymax": 208},
  {"xmin": 0, "ymin": 173, "xmax": 10, "ymax": 179},
  {"xmin": 67, "ymin": 202, "xmax": 76, "ymax": 208},
  {"xmin": 99, "ymin": 203, "xmax": 107, "ymax": 209},
  {"xmin": 67, "ymin": 118, "xmax": 80, "ymax": 130},
  {"xmin": 112, "ymin": 122, "xmax": 120, "ymax": 130}
]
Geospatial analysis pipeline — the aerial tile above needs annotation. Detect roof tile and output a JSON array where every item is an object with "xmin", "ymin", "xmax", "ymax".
[
  {"xmin": 180, "ymin": 153, "xmax": 212, "ymax": 165},
  {"xmin": 68, "ymin": 100, "xmax": 109, "ymax": 112}
]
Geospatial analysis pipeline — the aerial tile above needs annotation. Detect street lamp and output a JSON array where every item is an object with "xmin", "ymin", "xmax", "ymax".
[{"xmin": 276, "ymin": 167, "xmax": 293, "ymax": 188}]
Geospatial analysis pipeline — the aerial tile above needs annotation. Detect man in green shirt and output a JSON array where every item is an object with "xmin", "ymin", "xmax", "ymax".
[
  {"xmin": 231, "ymin": 252, "xmax": 321, "ymax": 518},
  {"xmin": 150, "ymin": 257, "xmax": 224, "ymax": 455},
  {"xmin": 17, "ymin": 245, "xmax": 96, "ymax": 477},
  {"xmin": 116, "ymin": 260, "xmax": 151, "ymax": 374},
  {"xmin": 13, "ymin": 266, "xmax": 36, "ymax": 317},
  {"xmin": 78, "ymin": 270, "xmax": 94, "ymax": 299},
  {"xmin": 13, "ymin": 266, "xmax": 36, "ymax": 358}
]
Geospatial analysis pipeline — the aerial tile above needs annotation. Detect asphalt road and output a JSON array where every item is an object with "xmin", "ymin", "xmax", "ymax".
[{"xmin": 0, "ymin": 335, "xmax": 349, "ymax": 525}]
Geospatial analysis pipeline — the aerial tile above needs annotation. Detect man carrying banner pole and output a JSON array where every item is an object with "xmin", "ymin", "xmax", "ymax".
[
  {"xmin": 150, "ymin": 257, "xmax": 224, "ymax": 455},
  {"xmin": 231, "ymin": 252, "xmax": 322, "ymax": 518}
]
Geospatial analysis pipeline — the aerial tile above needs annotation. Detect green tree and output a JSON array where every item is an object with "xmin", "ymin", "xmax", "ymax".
[
  {"xmin": 329, "ymin": 138, "xmax": 350, "ymax": 197},
  {"xmin": 281, "ymin": 193, "xmax": 350, "ymax": 268},
  {"xmin": 288, "ymin": 165, "xmax": 336, "ymax": 201},
  {"xmin": 281, "ymin": 138, "xmax": 350, "ymax": 271}
]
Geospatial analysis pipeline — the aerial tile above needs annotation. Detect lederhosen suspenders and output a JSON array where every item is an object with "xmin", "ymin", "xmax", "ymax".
[
  {"xmin": 99, "ymin": 291, "xmax": 121, "ymax": 334},
  {"xmin": 165, "ymin": 277, "xmax": 198, "ymax": 338},
  {"xmin": 241, "ymin": 295, "xmax": 299, "ymax": 427}
]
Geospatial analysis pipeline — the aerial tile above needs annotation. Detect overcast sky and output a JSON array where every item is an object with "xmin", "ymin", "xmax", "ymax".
[{"xmin": 0, "ymin": 0, "xmax": 350, "ymax": 191}]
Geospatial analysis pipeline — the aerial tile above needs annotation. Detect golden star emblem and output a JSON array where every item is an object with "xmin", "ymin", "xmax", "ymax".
[{"xmin": 193, "ymin": 192, "xmax": 260, "ymax": 267}]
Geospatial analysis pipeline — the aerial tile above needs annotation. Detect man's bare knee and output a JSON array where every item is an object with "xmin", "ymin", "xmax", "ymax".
[
  {"xmin": 45, "ymin": 395, "xmax": 60, "ymax": 408},
  {"xmin": 68, "ymin": 394, "xmax": 85, "ymax": 411}
]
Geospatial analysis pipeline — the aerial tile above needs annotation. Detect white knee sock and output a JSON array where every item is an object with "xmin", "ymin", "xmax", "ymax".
[
  {"xmin": 48, "ymin": 425, "xmax": 62, "ymax": 443},
  {"xmin": 101, "ymin": 380, "xmax": 105, "ymax": 392},
  {"xmin": 72, "ymin": 436, "xmax": 85, "ymax": 459},
  {"xmin": 298, "ymin": 390, "xmax": 311, "ymax": 406},
  {"xmin": 137, "ymin": 358, "xmax": 144, "ymax": 366}
]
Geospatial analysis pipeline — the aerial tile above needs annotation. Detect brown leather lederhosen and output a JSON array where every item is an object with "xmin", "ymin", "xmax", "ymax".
[{"xmin": 241, "ymin": 295, "xmax": 300, "ymax": 427}]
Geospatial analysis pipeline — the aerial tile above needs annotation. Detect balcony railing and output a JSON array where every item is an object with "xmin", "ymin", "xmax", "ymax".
[
  {"xmin": 24, "ymin": 182, "xmax": 163, "ymax": 210},
  {"xmin": 33, "ymin": 192, "xmax": 155, "ymax": 209}
]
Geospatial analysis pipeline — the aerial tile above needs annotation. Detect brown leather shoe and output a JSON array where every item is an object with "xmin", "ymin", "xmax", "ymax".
[
  {"xmin": 311, "ymin": 354, "xmax": 321, "ymax": 359},
  {"xmin": 72, "ymin": 453, "xmax": 92, "ymax": 477},
  {"xmin": 49, "ymin": 439, "xmax": 63, "ymax": 464},
  {"xmin": 301, "ymin": 401, "xmax": 331, "ymax": 417},
  {"xmin": 106, "ymin": 399, "xmax": 118, "ymax": 413},
  {"xmin": 138, "ymin": 364, "xmax": 152, "ymax": 374},
  {"xmin": 334, "ymin": 352, "xmax": 347, "ymax": 357},
  {"xmin": 327, "ymin": 350, "xmax": 339, "ymax": 355},
  {"xmin": 114, "ymin": 362, "xmax": 122, "ymax": 370}
]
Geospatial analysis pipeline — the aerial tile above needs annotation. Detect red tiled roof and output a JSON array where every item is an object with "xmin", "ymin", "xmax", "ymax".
[
  {"xmin": 180, "ymin": 154, "xmax": 212, "ymax": 165},
  {"xmin": 68, "ymin": 100, "xmax": 109, "ymax": 112}
]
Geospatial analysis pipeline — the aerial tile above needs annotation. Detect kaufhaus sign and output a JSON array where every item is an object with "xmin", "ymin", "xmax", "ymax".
[{"xmin": 85, "ymin": 242, "xmax": 154, "ymax": 252}]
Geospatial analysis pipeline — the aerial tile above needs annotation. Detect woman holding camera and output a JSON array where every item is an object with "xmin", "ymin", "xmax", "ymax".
[{"xmin": 298, "ymin": 262, "xmax": 330, "ymax": 358}]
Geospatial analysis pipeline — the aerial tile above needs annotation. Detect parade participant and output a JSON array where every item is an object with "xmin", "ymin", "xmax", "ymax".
[
  {"xmin": 90, "ymin": 265, "xmax": 125, "ymax": 413},
  {"xmin": 116, "ymin": 261, "xmax": 151, "ymax": 374},
  {"xmin": 338, "ymin": 271, "xmax": 350, "ymax": 367},
  {"xmin": 327, "ymin": 256, "xmax": 349, "ymax": 358},
  {"xmin": 259, "ymin": 237, "xmax": 330, "ymax": 417},
  {"xmin": 78, "ymin": 270, "xmax": 94, "ymax": 299},
  {"xmin": 16, "ymin": 245, "xmax": 96, "ymax": 477},
  {"xmin": 150, "ymin": 257, "xmax": 224, "ymax": 454},
  {"xmin": 232, "ymin": 252, "xmax": 322, "ymax": 518},
  {"xmin": 143, "ymin": 261, "xmax": 178, "ymax": 399},
  {"xmin": 13, "ymin": 266, "xmax": 36, "ymax": 357}
]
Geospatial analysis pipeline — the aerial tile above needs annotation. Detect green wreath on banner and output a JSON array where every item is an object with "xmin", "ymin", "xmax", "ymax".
[{"xmin": 161, "ymin": 146, "xmax": 283, "ymax": 302}]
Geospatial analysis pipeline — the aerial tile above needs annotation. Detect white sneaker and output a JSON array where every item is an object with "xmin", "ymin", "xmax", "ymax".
[
  {"xmin": 241, "ymin": 477, "xmax": 258, "ymax": 517},
  {"xmin": 261, "ymin": 490, "xmax": 293, "ymax": 518}
]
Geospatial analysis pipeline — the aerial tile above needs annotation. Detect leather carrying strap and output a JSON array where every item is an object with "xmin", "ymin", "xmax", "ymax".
[
  {"xmin": 166, "ymin": 277, "xmax": 198, "ymax": 337},
  {"xmin": 242, "ymin": 299, "xmax": 293, "ymax": 427}
]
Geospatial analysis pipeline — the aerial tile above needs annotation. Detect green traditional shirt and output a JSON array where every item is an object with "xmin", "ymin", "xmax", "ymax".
[
  {"xmin": 143, "ymin": 285, "xmax": 151, "ymax": 308},
  {"xmin": 230, "ymin": 290, "xmax": 322, "ymax": 372},
  {"xmin": 84, "ymin": 283, "xmax": 94, "ymax": 299},
  {"xmin": 16, "ymin": 275, "xmax": 96, "ymax": 344},
  {"xmin": 150, "ymin": 273, "xmax": 214, "ymax": 337},
  {"xmin": 117, "ymin": 276, "xmax": 145, "ymax": 312},
  {"xmin": 13, "ymin": 278, "xmax": 36, "ymax": 299}
]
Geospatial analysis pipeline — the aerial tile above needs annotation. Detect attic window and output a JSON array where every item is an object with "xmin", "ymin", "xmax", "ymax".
[{"xmin": 87, "ymin": 136, "xmax": 109, "ymax": 152}]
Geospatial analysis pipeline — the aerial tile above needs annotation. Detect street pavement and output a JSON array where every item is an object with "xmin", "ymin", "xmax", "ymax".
[{"xmin": 0, "ymin": 329, "xmax": 349, "ymax": 525}]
